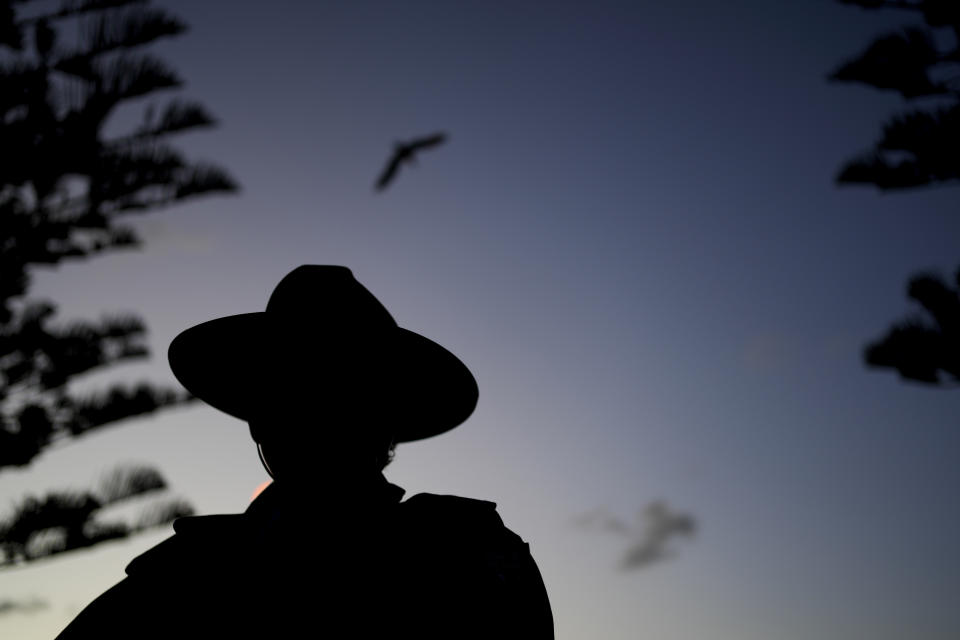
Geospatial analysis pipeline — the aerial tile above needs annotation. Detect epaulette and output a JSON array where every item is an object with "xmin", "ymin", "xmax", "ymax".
[
  {"xmin": 398, "ymin": 493, "xmax": 532, "ymax": 578},
  {"xmin": 399, "ymin": 493, "xmax": 507, "ymax": 537}
]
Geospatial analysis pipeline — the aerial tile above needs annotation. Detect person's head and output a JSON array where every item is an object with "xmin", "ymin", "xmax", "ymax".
[
  {"xmin": 247, "ymin": 378, "xmax": 398, "ymax": 484},
  {"xmin": 167, "ymin": 265, "xmax": 479, "ymax": 482},
  {"xmin": 247, "ymin": 350, "xmax": 404, "ymax": 483}
]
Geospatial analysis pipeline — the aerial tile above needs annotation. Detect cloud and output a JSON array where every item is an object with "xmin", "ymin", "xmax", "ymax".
[{"xmin": 576, "ymin": 501, "xmax": 697, "ymax": 570}]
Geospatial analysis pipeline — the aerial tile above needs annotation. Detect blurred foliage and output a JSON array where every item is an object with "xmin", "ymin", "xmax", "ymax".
[
  {"xmin": 864, "ymin": 269, "xmax": 960, "ymax": 384},
  {"xmin": 0, "ymin": 0, "xmax": 235, "ymax": 569},
  {"xmin": 831, "ymin": 1, "xmax": 960, "ymax": 385},
  {"xmin": 0, "ymin": 596, "xmax": 46, "ymax": 614},
  {"xmin": 830, "ymin": 0, "xmax": 959, "ymax": 189},
  {"xmin": 0, "ymin": 464, "xmax": 194, "ymax": 567}
]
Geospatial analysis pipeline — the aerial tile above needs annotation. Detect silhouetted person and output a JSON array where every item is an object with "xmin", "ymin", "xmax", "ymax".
[
  {"xmin": 56, "ymin": 265, "xmax": 553, "ymax": 639},
  {"xmin": 375, "ymin": 132, "xmax": 447, "ymax": 190}
]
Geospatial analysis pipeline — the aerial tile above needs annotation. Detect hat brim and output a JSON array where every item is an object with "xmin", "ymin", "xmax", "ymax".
[{"xmin": 168, "ymin": 313, "xmax": 478, "ymax": 442}]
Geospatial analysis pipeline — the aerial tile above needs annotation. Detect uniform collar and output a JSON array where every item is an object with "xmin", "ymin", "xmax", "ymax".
[{"xmin": 245, "ymin": 473, "xmax": 405, "ymax": 522}]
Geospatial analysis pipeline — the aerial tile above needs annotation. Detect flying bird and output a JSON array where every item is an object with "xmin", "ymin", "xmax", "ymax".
[{"xmin": 374, "ymin": 132, "xmax": 448, "ymax": 191}]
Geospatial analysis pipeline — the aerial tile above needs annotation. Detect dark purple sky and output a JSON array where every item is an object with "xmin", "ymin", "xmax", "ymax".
[{"xmin": 3, "ymin": 2, "xmax": 958, "ymax": 638}]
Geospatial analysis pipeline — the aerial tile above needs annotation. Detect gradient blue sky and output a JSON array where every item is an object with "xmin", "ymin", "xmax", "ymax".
[{"xmin": 2, "ymin": 1, "xmax": 959, "ymax": 638}]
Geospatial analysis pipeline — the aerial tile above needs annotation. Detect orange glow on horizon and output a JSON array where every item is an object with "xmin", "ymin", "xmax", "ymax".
[{"xmin": 251, "ymin": 480, "xmax": 272, "ymax": 502}]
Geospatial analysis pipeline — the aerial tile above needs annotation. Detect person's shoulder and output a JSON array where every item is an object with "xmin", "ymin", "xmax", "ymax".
[
  {"xmin": 399, "ymin": 492, "xmax": 519, "ymax": 540},
  {"xmin": 396, "ymin": 492, "xmax": 555, "ymax": 639},
  {"xmin": 400, "ymin": 492, "xmax": 498, "ymax": 520},
  {"xmin": 396, "ymin": 492, "xmax": 534, "ymax": 571},
  {"xmin": 125, "ymin": 514, "xmax": 246, "ymax": 577}
]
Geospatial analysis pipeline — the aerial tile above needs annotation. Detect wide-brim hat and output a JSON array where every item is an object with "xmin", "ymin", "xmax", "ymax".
[{"xmin": 167, "ymin": 265, "xmax": 478, "ymax": 442}]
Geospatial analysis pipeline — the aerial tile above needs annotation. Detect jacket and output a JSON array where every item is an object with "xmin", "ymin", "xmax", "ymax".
[{"xmin": 56, "ymin": 479, "xmax": 554, "ymax": 639}]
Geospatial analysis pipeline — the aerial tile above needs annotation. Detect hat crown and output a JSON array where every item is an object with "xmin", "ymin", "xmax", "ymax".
[{"xmin": 265, "ymin": 265, "xmax": 397, "ymax": 331}]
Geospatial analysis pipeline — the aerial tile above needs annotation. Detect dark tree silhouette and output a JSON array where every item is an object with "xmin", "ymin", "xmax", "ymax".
[
  {"xmin": 0, "ymin": 465, "xmax": 193, "ymax": 567},
  {"xmin": 0, "ymin": 0, "xmax": 236, "ymax": 569},
  {"xmin": 863, "ymin": 268, "xmax": 960, "ymax": 385},
  {"xmin": 829, "ymin": 0, "xmax": 960, "ymax": 385}
]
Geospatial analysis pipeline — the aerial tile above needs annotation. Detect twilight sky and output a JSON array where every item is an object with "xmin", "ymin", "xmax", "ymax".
[{"xmin": 2, "ymin": 1, "xmax": 959, "ymax": 638}]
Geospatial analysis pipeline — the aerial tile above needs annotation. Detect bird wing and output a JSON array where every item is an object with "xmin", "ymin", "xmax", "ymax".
[
  {"xmin": 408, "ymin": 132, "xmax": 447, "ymax": 151},
  {"xmin": 375, "ymin": 152, "xmax": 404, "ymax": 190}
]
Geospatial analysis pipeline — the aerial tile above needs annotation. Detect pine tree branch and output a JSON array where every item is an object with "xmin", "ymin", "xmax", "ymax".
[
  {"xmin": 0, "ymin": 210, "xmax": 141, "ymax": 292},
  {"xmin": 89, "ymin": 142, "xmax": 187, "ymax": 203},
  {"xmin": 0, "ymin": 466, "xmax": 194, "ymax": 569},
  {"xmin": 835, "ymin": 150, "xmax": 957, "ymax": 188},
  {"xmin": 98, "ymin": 53, "xmax": 183, "ymax": 100},
  {"xmin": 836, "ymin": 99, "xmax": 960, "ymax": 189},
  {"xmin": 0, "ymin": 387, "xmax": 196, "ymax": 471},
  {"xmin": 132, "ymin": 497, "xmax": 192, "ymax": 530},
  {"xmin": 864, "ymin": 320, "xmax": 957, "ymax": 383},
  {"xmin": 0, "ymin": 303, "xmax": 150, "ymax": 393},
  {"xmin": 15, "ymin": 1, "xmax": 148, "ymax": 27},
  {"xmin": 907, "ymin": 272, "xmax": 960, "ymax": 333},
  {"xmin": 96, "ymin": 465, "xmax": 166, "ymax": 505},
  {"xmin": 79, "ymin": 6, "xmax": 185, "ymax": 56},
  {"xmin": 88, "ymin": 145, "xmax": 238, "ymax": 212},
  {"xmin": 864, "ymin": 268, "xmax": 960, "ymax": 384},
  {"xmin": 0, "ymin": 4, "xmax": 24, "ymax": 50},
  {"xmin": 828, "ymin": 27, "xmax": 953, "ymax": 98},
  {"xmin": 108, "ymin": 99, "xmax": 217, "ymax": 146},
  {"xmin": 837, "ymin": 1, "xmax": 960, "ymax": 29},
  {"xmin": 878, "ymin": 104, "xmax": 960, "ymax": 153},
  {"xmin": 61, "ymin": 382, "xmax": 193, "ymax": 437},
  {"xmin": 48, "ymin": 7, "xmax": 187, "ymax": 86},
  {"xmin": 174, "ymin": 164, "xmax": 239, "ymax": 199}
]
